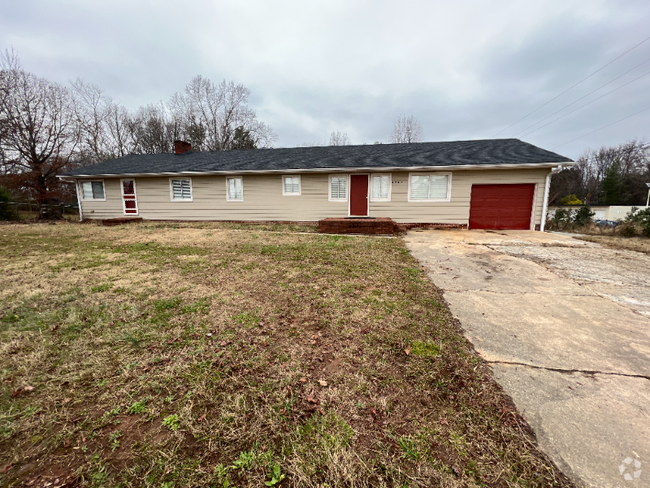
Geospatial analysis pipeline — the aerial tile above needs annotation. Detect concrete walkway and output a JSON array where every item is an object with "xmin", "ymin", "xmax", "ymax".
[{"xmin": 405, "ymin": 230, "xmax": 650, "ymax": 488}]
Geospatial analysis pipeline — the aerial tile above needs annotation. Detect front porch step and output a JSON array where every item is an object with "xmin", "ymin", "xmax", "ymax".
[
  {"xmin": 318, "ymin": 217, "xmax": 395, "ymax": 235},
  {"xmin": 101, "ymin": 217, "xmax": 143, "ymax": 226}
]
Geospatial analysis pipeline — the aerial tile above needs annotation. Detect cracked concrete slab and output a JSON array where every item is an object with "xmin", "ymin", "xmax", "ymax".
[
  {"xmin": 445, "ymin": 291, "xmax": 650, "ymax": 375},
  {"xmin": 493, "ymin": 365, "xmax": 650, "ymax": 488},
  {"xmin": 405, "ymin": 229, "xmax": 650, "ymax": 488}
]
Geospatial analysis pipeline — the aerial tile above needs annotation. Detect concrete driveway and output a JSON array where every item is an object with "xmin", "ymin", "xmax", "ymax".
[{"xmin": 405, "ymin": 229, "xmax": 650, "ymax": 488}]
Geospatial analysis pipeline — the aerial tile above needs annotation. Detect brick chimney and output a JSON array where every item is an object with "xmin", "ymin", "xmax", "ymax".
[{"xmin": 174, "ymin": 140, "xmax": 192, "ymax": 155}]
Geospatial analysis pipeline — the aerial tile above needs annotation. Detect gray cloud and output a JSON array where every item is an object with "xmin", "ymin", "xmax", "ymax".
[{"xmin": 2, "ymin": 0, "xmax": 649, "ymax": 160}]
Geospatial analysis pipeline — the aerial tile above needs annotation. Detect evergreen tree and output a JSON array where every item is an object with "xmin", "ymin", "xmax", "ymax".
[
  {"xmin": 601, "ymin": 160, "xmax": 623, "ymax": 205},
  {"xmin": 231, "ymin": 126, "xmax": 257, "ymax": 150}
]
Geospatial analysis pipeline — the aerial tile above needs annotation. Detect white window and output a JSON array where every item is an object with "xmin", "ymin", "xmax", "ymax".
[
  {"xmin": 282, "ymin": 175, "xmax": 301, "ymax": 195},
  {"xmin": 80, "ymin": 180, "xmax": 105, "ymax": 200},
  {"xmin": 226, "ymin": 177, "xmax": 243, "ymax": 201},
  {"xmin": 370, "ymin": 174, "xmax": 391, "ymax": 202},
  {"xmin": 170, "ymin": 178, "xmax": 192, "ymax": 201},
  {"xmin": 408, "ymin": 173, "xmax": 451, "ymax": 202},
  {"xmin": 329, "ymin": 175, "xmax": 348, "ymax": 201}
]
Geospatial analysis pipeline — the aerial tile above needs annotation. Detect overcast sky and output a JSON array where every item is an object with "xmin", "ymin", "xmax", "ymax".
[{"xmin": 1, "ymin": 0, "xmax": 649, "ymax": 160}]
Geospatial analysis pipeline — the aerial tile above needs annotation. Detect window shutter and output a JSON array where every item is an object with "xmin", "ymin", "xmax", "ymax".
[
  {"xmin": 172, "ymin": 179, "xmax": 191, "ymax": 200},
  {"xmin": 410, "ymin": 175, "xmax": 430, "ymax": 200},
  {"xmin": 331, "ymin": 176, "xmax": 346, "ymax": 199},
  {"xmin": 428, "ymin": 175, "xmax": 448, "ymax": 199}
]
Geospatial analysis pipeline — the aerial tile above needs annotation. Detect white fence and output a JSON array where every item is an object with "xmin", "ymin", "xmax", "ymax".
[{"xmin": 548, "ymin": 205, "xmax": 648, "ymax": 222}]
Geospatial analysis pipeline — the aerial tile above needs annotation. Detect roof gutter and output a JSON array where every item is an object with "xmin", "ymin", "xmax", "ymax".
[
  {"xmin": 540, "ymin": 164, "xmax": 565, "ymax": 232},
  {"xmin": 57, "ymin": 161, "xmax": 576, "ymax": 180}
]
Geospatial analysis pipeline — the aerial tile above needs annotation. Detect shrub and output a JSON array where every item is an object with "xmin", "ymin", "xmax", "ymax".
[
  {"xmin": 559, "ymin": 194, "xmax": 583, "ymax": 205},
  {"xmin": 622, "ymin": 207, "xmax": 650, "ymax": 238},
  {"xmin": 617, "ymin": 222, "xmax": 637, "ymax": 238},
  {"xmin": 572, "ymin": 205, "xmax": 595, "ymax": 227},
  {"xmin": 547, "ymin": 206, "xmax": 594, "ymax": 231},
  {"xmin": 0, "ymin": 187, "xmax": 18, "ymax": 221},
  {"xmin": 547, "ymin": 208, "xmax": 572, "ymax": 230}
]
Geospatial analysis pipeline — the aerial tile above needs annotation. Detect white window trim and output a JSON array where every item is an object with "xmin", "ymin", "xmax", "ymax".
[
  {"xmin": 79, "ymin": 179, "xmax": 106, "ymax": 201},
  {"xmin": 169, "ymin": 177, "xmax": 193, "ymax": 202},
  {"xmin": 226, "ymin": 176, "xmax": 244, "ymax": 202},
  {"xmin": 530, "ymin": 183, "xmax": 539, "ymax": 231},
  {"xmin": 328, "ymin": 174, "xmax": 349, "ymax": 202},
  {"xmin": 120, "ymin": 178, "xmax": 138, "ymax": 216},
  {"xmin": 282, "ymin": 175, "xmax": 302, "ymax": 196},
  {"xmin": 369, "ymin": 173, "xmax": 392, "ymax": 202},
  {"xmin": 407, "ymin": 172, "xmax": 452, "ymax": 203}
]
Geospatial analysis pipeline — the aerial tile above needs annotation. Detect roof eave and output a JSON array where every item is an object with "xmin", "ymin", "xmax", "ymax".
[{"xmin": 58, "ymin": 161, "xmax": 574, "ymax": 179}]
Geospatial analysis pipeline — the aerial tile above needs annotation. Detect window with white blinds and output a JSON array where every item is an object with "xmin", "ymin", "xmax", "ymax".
[
  {"xmin": 371, "ymin": 174, "xmax": 391, "ymax": 201},
  {"xmin": 329, "ymin": 175, "xmax": 347, "ymax": 201},
  {"xmin": 408, "ymin": 174, "xmax": 450, "ymax": 201},
  {"xmin": 81, "ymin": 181, "xmax": 105, "ymax": 200},
  {"xmin": 227, "ymin": 177, "xmax": 243, "ymax": 201},
  {"xmin": 171, "ymin": 178, "xmax": 192, "ymax": 201},
  {"xmin": 283, "ymin": 176, "xmax": 301, "ymax": 195}
]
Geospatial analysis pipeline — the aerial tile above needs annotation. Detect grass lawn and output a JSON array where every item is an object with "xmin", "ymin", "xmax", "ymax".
[{"xmin": 0, "ymin": 222, "xmax": 572, "ymax": 487}]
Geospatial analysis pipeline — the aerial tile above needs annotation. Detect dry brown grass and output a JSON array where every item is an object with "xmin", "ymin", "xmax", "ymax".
[
  {"xmin": 577, "ymin": 234, "xmax": 650, "ymax": 254},
  {"xmin": 0, "ymin": 221, "xmax": 573, "ymax": 487}
]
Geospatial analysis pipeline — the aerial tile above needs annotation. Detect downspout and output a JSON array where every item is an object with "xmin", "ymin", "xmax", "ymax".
[
  {"xmin": 540, "ymin": 165, "xmax": 561, "ymax": 232},
  {"xmin": 75, "ymin": 179, "xmax": 84, "ymax": 222}
]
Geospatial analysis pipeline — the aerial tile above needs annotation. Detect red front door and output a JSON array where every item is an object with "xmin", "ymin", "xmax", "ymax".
[{"xmin": 349, "ymin": 175, "xmax": 368, "ymax": 216}]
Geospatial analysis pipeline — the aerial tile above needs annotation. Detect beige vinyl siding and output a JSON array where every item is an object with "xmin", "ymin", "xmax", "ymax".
[
  {"xmin": 78, "ymin": 179, "xmax": 123, "ymax": 219},
  {"xmin": 369, "ymin": 169, "xmax": 549, "ymax": 225},
  {"xmin": 370, "ymin": 169, "xmax": 549, "ymax": 224},
  {"xmin": 76, "ymin": 168, "xmax": 549, "ymax": 225},
  {"xmin": 80, "ymin": 174, "xmax": 348, "ymax": 221}
]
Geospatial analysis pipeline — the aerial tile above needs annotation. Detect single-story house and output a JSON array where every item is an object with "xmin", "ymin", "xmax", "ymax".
[{"xmin": 58, "ymin": 138, "xmax": 573, "ymax": 231}]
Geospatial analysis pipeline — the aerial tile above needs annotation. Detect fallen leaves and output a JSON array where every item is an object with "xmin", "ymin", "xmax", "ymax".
[
  {"xmin": 11, "ymin": 385, "xmax": 34, "ymax": 397},
  {"xmin": 318, "ymin": 380, "xmax": 328, "ymax": 387},
  {"xmin": 404, "ymin": 348, "xmax": 411, "ymax": 356}
]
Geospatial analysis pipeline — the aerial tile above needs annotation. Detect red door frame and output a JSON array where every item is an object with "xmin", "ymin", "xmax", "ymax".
[{"xmin": 349, "ymin": 174, "xmax": 369, "ymax": 216}]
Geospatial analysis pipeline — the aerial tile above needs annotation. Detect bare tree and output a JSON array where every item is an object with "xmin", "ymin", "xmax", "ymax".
[
  {"xmin": 105, "ymin": 100, "xmax": 134, "ymax": 158},
  {"xmin": 329, "ymin": 130, "xmax": 351, "ymax": 146},
  {"xmin": 129, "ymin": 101, "xmax": 175, "ymax": 154},
  {"xmin": 0, "ymin": 56, "xmax": 78, "ymax": 210},
  {"xmin": 71, "ymin": 78, "xmax": 114, "ymax": 164},
  {"xmin": 390, "ymin": 114, "xmax": 423, "ymax": 144},
  {"xmin": 169, "ymin": 76, "xmax": 276, "ymax": 151},
  {"xmin": 550, "ymin": 139, "xmax": 650, "ymax": 205}
]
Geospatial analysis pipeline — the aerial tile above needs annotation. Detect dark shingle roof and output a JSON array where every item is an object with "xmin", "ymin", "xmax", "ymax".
[{"xmin": 61, "ymin": 138, "xmax": 572, "ymax": 177}]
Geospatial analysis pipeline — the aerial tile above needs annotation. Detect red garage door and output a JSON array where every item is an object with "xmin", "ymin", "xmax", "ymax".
[{"xmin": 469, "ymin": 184, "xmax": 535, "ymax": 230}]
